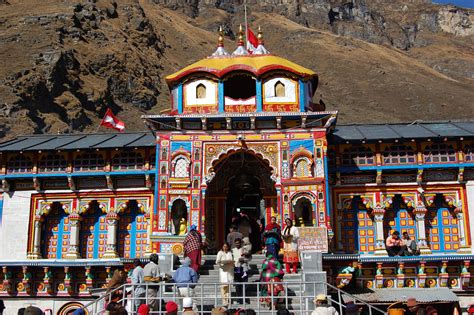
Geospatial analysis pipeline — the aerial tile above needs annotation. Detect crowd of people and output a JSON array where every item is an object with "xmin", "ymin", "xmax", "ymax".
[{"xmin": 0, "ymin": 218, "xmax": 455, "ymax": 314}]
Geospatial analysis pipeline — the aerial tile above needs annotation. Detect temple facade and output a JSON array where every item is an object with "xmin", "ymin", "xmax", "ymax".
[{"xmin": 0, "ymin": 28, "xmax": 473, "ymax": 311}]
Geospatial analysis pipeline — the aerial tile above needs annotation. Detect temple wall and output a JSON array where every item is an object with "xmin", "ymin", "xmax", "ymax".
[
  {"xmin": 0, "ymin": 190, "xmax": 34, "ymax": 260},
  {"xmin": 466, "ymin": 181, "xmax": 474, "ymax": 253}
]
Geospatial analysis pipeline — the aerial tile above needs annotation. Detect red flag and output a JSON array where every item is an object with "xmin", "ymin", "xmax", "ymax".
[
  {"xmin": 100, "ymin": 108, "xmax": 126, "ymax": 132},
  {"xmin": 246, "ymin": 27, "xmax": 258, "ymax": 52}
]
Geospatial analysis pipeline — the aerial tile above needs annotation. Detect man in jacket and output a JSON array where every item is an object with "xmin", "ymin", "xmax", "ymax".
[{"xmin": 173, "ymin": 257, "xmax": 199, "ymax": 309}]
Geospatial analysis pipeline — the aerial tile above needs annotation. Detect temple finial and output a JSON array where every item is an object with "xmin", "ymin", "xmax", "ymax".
[
  {"xmin": 232, "ymin": 24, "xmax": 249, "ymax": 55},
  {"xmin": 257, "ymin": 25, "xmax": 263, "ymax": 44},
  {"xmin": 218, "ymin": 26, "xmax": 224, "ymax": 47},
  {"xmin": 211, "ymin": 25, "xmax": 230, "ymax": 57},
  {"xmin": 238, "ymin": 24, "xmax": 244, "ymax": 45},
  {"xmin": 253, "ymin": 25, "xmax": 270, "ymax": 55}
]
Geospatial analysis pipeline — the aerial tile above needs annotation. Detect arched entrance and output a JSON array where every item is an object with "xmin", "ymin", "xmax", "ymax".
[
  {"xmin": 206, "ymin": 150, "xmax": 276, "ymax": 253},
  {"xmin": 293, "ymin": 197, "xmax": 314, "ymax": 227},
  {"xmin": 170, "ymin": 199, "xmax": 188, "ymax": 235}
]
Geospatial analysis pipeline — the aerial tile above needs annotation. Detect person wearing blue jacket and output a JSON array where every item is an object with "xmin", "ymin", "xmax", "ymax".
[{"xmin": 173, "ymin": 257, "xmax": 199, "ymax": 309}]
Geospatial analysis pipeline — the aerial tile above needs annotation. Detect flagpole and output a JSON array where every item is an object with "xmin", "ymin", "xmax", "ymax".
[{"xmin": 244, "ymin": 0, "xmax": 248, "ymax": 45}]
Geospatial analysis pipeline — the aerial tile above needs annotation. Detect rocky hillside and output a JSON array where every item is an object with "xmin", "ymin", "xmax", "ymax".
[{"xmin": 0, "ymin": 0, "xmax": 473, "ymax": 138}]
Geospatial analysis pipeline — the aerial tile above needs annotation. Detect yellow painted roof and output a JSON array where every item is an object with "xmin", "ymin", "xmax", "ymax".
[{"xmin": 166, "ymin": 55, "xmax": 317, "ymax": 84}]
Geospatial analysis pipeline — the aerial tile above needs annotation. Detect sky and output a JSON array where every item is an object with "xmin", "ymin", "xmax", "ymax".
[{"xmin": 433, "ymin": 0, "xmax": 474, "ymax": 8}]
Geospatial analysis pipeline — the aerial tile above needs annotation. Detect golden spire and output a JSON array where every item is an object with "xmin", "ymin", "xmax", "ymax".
[
  {"xmin": 238, "ymin": 24, "xmax": 244, "ymax": 45},
  {"xmin": 218, "ymin": 26, "xmax": 224, "ymax": 47},
  {"xmin": 257, "ymin": 25, "xmax": 263, "ymax": 44}
]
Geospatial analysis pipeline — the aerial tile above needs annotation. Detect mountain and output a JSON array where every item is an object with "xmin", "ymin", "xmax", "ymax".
[{"xmin": 0, "ymin": 0, "xmax": 473, "ymax": 139}]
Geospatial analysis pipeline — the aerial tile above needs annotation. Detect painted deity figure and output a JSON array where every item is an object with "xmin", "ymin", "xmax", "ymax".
[{"xmin": 178, "ymin": 218, "xmax": 187, "ymax": 235}]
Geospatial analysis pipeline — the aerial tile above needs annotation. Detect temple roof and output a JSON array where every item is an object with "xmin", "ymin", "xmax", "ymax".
[
  {"xmin": 165, "ymin": 55, "xmax": 317, "ymax": 86},
  {"xmin": 329, "ymin": 121, "xmax": 474, "ymax": 143}
]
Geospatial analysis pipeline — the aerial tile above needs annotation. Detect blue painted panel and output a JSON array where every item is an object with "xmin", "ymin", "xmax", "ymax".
[
  {"xmin": 256, "ymin": 80, "xmax": 263, "ymax": 112},
  {"xmin": 171, "ymin": 141, "xmax": 192, "ymax": 153},
  {"xmin": 299, "ymin": 80, "xmax": 306, "ymax": 112},
  {"xmin": 177, "ymin": 84, "xmax": 183, "ymax": 114},
  {"xmin": 289, "ymin": 139, "xmax": 314, "ymax": 153},
  {"xmin": 0, "ymin": 193, "xmax": 3, "ymax": 227},
  {"xmin": 324, "ymin": 156, "xmax": 331, "ymax": 221},
  {"xmin": 218, "ymin": 81, "xmax": 224, "ymax": 113},
  {"xmin": 154, "ymin": 144, "xmax": 159, "ymax": 216}
]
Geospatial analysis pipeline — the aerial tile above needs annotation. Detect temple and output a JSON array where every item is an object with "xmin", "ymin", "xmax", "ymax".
[{"xmin": 0, "ymin": 26, "xmax": 473, "ymax": 312}]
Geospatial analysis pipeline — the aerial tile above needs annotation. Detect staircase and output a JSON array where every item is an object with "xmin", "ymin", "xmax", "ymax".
[{"xmin": 186, "ymin": 254, "xmax": 306, "ymax": 312}]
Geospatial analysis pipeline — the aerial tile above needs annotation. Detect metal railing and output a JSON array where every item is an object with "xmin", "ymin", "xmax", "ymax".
[{"xmin": 82, "ymin": 281, "xmax": 387, "ymax": 315}]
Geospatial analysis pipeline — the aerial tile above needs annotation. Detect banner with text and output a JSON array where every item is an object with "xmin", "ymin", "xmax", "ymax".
[{"xmin": 297, "ymin": 227, "xmax": 328, "ymax": 252}]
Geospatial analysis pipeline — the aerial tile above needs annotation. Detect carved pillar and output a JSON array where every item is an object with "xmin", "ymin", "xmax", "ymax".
[
  {"xmin": 144, "ymin": 212, "xmax": 152, "ymax": 257},
  {"xmin": 454, "ymin": 206, "xmax": 470, "ymax": 253},
  {"xmin": 439, "ymin": 261, "xmax": 449, "ymax": 287},
  {"xmin": 39, "ymin": 267, "xmax": 53, "ymax": 295},
  {"xmin": 103, "ymin": 212, "xmax": 119, "ymax": 258},
  {"xmin": 27, "ymin": 215, "xmax": 43, "ymax": 259},
  {"xmin": 414, "ymin": 205, "xmax": 431, "ymax": 254},
  {"xmin": 17, "ymin": 266, "xmax": 32, "ymax": 296},
  {"xmin": 1, "ymin": 267, "xmax": 12, "ymax": 295},
  {"xmin": 373, "ymin": 206, "xmax": 387, "ymax": 255},
  {"xmin": 58, "ymin": 266, "xmax": 73, "ymax": 296},
  {"xmin": 375, "ymin": 262, "xmax": 384, "ymax": 288},
  {"xmin": 84, "ymin": 266, "xmax": 94, "ymax": 294},
  {"xmin": 65, "ymin": 213, "xmax": 81, "ymax": 259},
  {"xmin": 417, "ymin": 261, "xmax": 426, "ymax": 288},
  {"xmin": 461, "ymin": 260, "xmax": 471, "ymax": 289},
  {"xmin": 396, "ymin": 262, "xmax": 405, "ymax": 288}
]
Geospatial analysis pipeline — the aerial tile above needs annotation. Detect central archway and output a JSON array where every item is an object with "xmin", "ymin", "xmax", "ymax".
[{"xmin": 205, "ymin": 150, "xmax": 277, "ymax": 253}]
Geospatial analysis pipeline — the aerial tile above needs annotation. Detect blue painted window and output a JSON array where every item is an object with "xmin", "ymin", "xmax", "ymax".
[
  {"xmin": 42, "ymin": 202, "xmax": 70, "ymax": 259},
  {"xmin": 340, "ymin": 197, "xmax": 375, "ymax": 254},
  {"xmin": 383, "ymin": 196, "xmax": 416, "ymax": 241},
  {"xmin": 80, "ymin": 202, "xmax": 107, "ymax": 259},
  {"xmin": 117, "ymin": 201, "xmax": 148, "ymax": 258},
  {"xmin": 426, "ymin": 196, "xmax": 459, "ymax": 252}
]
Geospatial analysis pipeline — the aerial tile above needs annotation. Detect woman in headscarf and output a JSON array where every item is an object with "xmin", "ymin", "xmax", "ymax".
[
  {"xmin": 106, "ymin": 268, "xmax": 128, "ymax": 304},
  {"xmin": 259, "ymin": 252, "xmax": 285, "ymax": 309},
  {"xmin": 216, "ymin": 242, "xmax": 234, "ymax": 306},
  {"xmin": 282, "ymin": 218, "xmax": 300, "ymax": 274},
  {"xmin": 263, "ymin": 216, "xmax": 281, "ymax": 258},
  {"xmin": 183, "ymin": 224, "xmax": 203, "ymax": 272}
]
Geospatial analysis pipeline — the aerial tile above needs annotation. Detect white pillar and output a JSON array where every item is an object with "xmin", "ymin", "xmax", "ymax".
[
  {"xmin": 466, "ymin": 181, "xmax": 474, "ymax": 253},
  {"xmin": 65, "ymin": 214, "xmax": 81, "ymax": 259},
  {"xmin": 373, "ymin": 206, "xmax": 387, "ymax": 255},
  {"xmin": 28, "ymin": 217, "xmax": 43, "ymax": 259},
  {"xmin": 455, "ymin": 206, "xmax": 470, "ymax": 253},
  {"xmin": 414, "ymin": 205, "xmax": 431, "ymax": 255},
  {"xmin": 103, "ymin": 212, "xmax": 119, "ymax": 258}
]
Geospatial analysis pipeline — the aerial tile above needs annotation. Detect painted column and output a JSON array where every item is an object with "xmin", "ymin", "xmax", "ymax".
[
  {"xmin": 466, "ymin": 181, "xmax": 474, "ymax": 253},
  {"xmin": 414, "ymin": 204, "xmax": 431, "ymax": 255},
  {"xmin": 373, "ymin": 205, "xmax": 387, "ymax": 255},
  {"xmin": 28, "ymin": 216, "xmax": 43, "ymax": 259},
  {"xmin": 145, "ymin": 212, "xmax": 152, "ymax": 257},
  {"xmin": 298, "ymin": 80, "xmax": 306, "ymax": 111},
  {"xmin": 454, "ymin": 206, "xmax": 470, "ymax": 253},
  {"xmin": 103, "ymin": 211, "xmax": 119, "ymax": 258},
  {"xmin": 65, "ymin": 213, "xmax": 81, "ymax": 259},
  {"xmin": 177, "ymin": 83, "xmax": 183, "ymax": 114},
  {"xmin": 200, "ymin": 187, "xmax": 206, "ymax": 234},
  {"xmin": 218, "ymin": 80, "xmax": 224, "ymax": 113},
  {"xmin": 256, "ymin": 80, "xmax": 263, "ymax": 112}
]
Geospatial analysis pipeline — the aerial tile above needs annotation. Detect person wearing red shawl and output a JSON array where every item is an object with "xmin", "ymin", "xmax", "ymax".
[
  {"xmin": 183, "ymin": 224, "xmax": 203, "ymax": 272},
  {"xmin": 263, "ymin": 216, "xmax": 282, "ymax": 258}
]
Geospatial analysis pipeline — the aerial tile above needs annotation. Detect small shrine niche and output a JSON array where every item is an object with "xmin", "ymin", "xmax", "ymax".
[
  {"xmin": 171, "ymin": 199, "xmax": 188, "ymax": 235},
  {"xmin": 293, "ymin": 197, "xmax": 314, "ymax": 227}
]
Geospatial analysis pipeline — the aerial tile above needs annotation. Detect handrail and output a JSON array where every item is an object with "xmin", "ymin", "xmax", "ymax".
[{"xmin": 82, "ymin": 281, "xmax": 388, "ymax": 314}]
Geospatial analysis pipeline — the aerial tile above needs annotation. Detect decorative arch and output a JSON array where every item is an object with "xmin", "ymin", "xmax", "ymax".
[
  {"xmin": 291, "ymin": 193, "xmax": 316, "ymax": 227},
  {"xmin": 274, "ymin": 81, "xmax": 285, "ymax": 97},
  {"xmin": 116, "ymin": 199, "xmax": 149, "ymax": 258},
  {"xmin": 171, "ymin": 154, "xmax": 191, "ymax": 178},
  {"xmin": 196, "ymin": 83, "xmax": 206, "ymax": 99},
  {"xmin": 169, "ymin": 196, "xmax": 189, "ymax": 235},
  {"xmin": 57, "ymin": 302, "xmax": 88, "ymax": 315},
  {"xmin": 291, "ymin": 192, "xmax": 317, "ymax": 206},
  {"xmin": 206, "ymin": 146, "xmax": 277, "ymax": 183}
]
